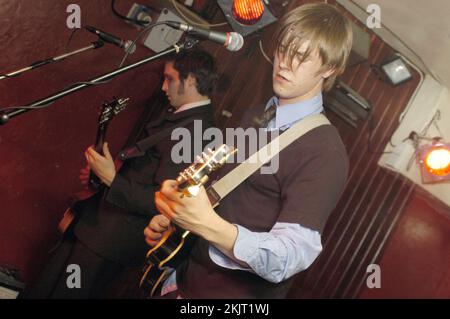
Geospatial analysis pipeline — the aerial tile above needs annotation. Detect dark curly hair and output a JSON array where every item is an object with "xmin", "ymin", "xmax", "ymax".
[{"xmin": 167, "ymin": 49, "xmax": 218, "ymax": 96}]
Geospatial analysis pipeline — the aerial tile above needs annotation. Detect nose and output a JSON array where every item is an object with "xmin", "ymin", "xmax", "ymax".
[
  {"xmin": 277, "ymin": 52, "xmax": 288, "ymax": 70},
  {"xmin": 162, "ymin": 79, "xmax": 168, "ymax": 92}
]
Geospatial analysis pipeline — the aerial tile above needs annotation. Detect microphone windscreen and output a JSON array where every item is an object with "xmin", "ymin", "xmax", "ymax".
[{"xmin": 227, "ymin": 32, "xmax": 244, "ymax": 52}]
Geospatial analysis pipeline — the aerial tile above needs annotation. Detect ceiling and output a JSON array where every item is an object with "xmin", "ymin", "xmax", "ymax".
[{"xmin": 344, "ymin": 0, "xmax": 450, "ymax": 89}]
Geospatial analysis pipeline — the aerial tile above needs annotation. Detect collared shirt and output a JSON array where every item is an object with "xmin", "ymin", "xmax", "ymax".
[
  {"xmin": 161, "ymin": 93, "xmax": 325, "ymax": 295},
  {"xmin": 265, "ymin": 94, "xmax": 324, "ymax": 131},
  {"xmin": 173, "ymin": 99, "xmax": 211, "ymax": 114}
]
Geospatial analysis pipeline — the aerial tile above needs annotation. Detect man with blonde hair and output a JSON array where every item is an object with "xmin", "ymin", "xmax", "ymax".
[{"xmin": 144, "ymin": 3, "xmax": 353, "ymax": 298}]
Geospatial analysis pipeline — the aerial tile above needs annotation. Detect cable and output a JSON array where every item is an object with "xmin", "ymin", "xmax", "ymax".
[
  {"xmin": 170, "ymin": 0, "xmax": 228, "ymax": 27},
  {"xmin": 118, "ymin": 21, "xmax": 170, "ymax": 68},
  {"xmin": 259, "ymin": 40, "xmax": 273, "ymax": 65},
  {"xmin": 396, "ymin": 53, "xmax": 425, "ymax": 124},
  {"xmin": 111, "ymin": 0, "xmax": 148, "ymax": 26},
  {"xmin": 65, "ymin": 28, "xmax": 80, "ymax": 51}
]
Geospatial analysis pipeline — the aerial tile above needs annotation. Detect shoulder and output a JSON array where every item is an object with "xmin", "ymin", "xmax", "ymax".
[
  {"xmin": 294, "ymin": 124, "xmax": 347, "ymax": 159},
  {"xmin": 279, "ymin": 123, "xmax": 349, "ymax": 180}
]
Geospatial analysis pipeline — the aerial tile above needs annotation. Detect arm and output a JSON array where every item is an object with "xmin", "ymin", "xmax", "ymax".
[
  {"xmin": 153, "ymin": 187, "xmax": 322, "ymax": 283},
  {"xmin": 208, "ymin": 223, "xmax": 322, "ymax": 283},
  {"xmin": 105, "ymin": 173, "xmax": 159, "ymax": 216},
  {"xmin": 85, "ymin": 142, "xmax": 159, "ymax": 216},
  {"xmin": 155, "ymin": 147, "xmax": 348, "ymax": 282}
]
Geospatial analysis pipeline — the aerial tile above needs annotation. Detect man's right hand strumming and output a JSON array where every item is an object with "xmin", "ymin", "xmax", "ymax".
[{"xmin": 144, "ymin": 214, "xmax": 171, "ymax": 247}]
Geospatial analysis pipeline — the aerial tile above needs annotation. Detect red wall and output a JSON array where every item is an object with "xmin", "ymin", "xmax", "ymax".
[
  {"xmin": 359, "ymin": 190, "xmax": 450, "ymax": 298},
  {"xmin": 0, "ymin": 0, "xmax": 163, "ymax": 284}
]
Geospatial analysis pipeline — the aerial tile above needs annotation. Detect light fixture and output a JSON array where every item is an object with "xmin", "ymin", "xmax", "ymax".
[
  {"xmin": 217, "ymin": 0, "xmax": 277, "ymax": 37},
  {"xmin": 232, "ymin": 0, "xmax": 265, "ymax": 25},
  {"xmin": 380, "ymin": 55, "xmax": 413, "ymax": 85},
  {"xmin": 418, "ymin": 140, "xmax": 450, "ymax": 184}
]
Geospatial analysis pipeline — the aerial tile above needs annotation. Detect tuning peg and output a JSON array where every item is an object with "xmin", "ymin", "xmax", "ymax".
[{"xmin": 196, "ymin": 155, "xmax": 204, "ymax": 163}]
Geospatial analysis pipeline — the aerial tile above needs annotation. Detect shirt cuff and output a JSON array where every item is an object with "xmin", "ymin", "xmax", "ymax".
[
  {"xmin": 233, "ymin": 224, "xmax": 260, "ymax": 265},
  {"xmin": 208, "ymin": 224, "xmax": 254, "ymax": 272}
]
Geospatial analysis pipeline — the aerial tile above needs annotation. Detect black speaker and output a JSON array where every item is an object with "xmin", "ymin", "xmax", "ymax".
[{"xmin": 324, "ymin": 80, "xmax": 371, "ymax": 127}]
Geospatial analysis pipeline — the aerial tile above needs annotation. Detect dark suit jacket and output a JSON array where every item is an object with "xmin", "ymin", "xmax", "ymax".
[{"xmin": 73, "ymin": 104, "xmax": 215, "ymax": 265}]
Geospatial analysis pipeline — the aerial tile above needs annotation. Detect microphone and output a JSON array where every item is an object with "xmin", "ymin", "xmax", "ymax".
[
  {"xmin": 165, "ymin": 21, "xmax": 244, "ymax": 52},
  {"xmin": 85, "ymin": 26, "xmax": 136, "ymax": 53}
]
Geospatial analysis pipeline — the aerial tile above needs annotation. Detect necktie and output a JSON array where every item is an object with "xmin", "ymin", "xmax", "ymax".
[{"xmin": 252, "ymin": 103, "xmax": 277, "ymax": 128}]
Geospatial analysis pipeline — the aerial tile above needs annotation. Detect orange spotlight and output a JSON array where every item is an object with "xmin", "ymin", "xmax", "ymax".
[
  {"xmin": 424, "ymin": 147, "xmax": 450, "ymax": 176},
  {"xmin": 418, "ymin": 142, "xmax": 450, "ymax": 183},
  {"xmin": 232, "ymin": 0, "xmax": 265, "ymax": 25}
]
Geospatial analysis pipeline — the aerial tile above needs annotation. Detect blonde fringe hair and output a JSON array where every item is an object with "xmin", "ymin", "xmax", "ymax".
[{"xmin": 275, "ymin": 3, "xmax": 353, "ymax": 91}]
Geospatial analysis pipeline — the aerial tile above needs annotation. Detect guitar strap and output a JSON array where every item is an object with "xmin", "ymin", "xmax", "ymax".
[
  {"xmin": 207, "ymin": 113, "xmax": 331, "ymax": 204},
  {"xmin": 118, "ymin": 117, "xmax": 195, "ymax": 160}
]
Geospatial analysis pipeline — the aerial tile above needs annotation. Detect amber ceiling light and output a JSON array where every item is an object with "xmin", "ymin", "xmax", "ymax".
[{"xmin": 232, "ymin": 0, "xmax": 265, "ymax": 25}]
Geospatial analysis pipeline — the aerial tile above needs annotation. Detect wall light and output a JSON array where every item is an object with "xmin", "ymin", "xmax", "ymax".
[
  {"xmin": 418, "ymin": 140, "xmax": 450, "ymax": 184},
  {"xmin": 380, "ymin": 55, "xmax": 413, "ymax": 85},
  {"xmin": 217, "ymin": 0, "xmax": 277, "ymax": 36},
  {"xmin": 232, "ymin": 0, "xmax": 265, "ymax": 25}
]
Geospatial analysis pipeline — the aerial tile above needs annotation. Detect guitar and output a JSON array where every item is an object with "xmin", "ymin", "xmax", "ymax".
[
  {"xmin": 57, "ymin": 97, "xmax": 129, "ymax": 234},
  {"xmin": 139, "ymin": 144, "xmax": 237, "ymax": 297}
]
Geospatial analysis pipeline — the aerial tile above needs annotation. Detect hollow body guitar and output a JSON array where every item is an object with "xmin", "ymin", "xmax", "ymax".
[
  {"xmin": 57, "ymin": 97, "xmax": 129, "ymax": 234},
  {"xmin": 139, "ymin": 144, "xmax": 236, "ymax": 297}
]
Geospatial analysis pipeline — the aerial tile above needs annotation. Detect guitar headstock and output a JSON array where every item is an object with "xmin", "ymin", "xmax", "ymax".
[
  {"xmin": 98, "ymin": 97, "xmax": 130, "ymax": 126},
  {"xmin": 176, "ymin": 144, "xmax": 237, "ymax": 197}
]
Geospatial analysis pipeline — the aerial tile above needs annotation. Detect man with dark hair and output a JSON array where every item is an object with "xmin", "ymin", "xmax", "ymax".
[
  {"xmin": 28, "ymin": 49, "xmax": 218, "ymax": 298},
  {"xmin": 144, "ymin": 3, "xmax": 352, "ymax": 298}
]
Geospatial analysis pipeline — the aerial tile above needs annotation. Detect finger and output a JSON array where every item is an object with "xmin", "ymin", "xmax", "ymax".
[
  {"xmin": 145, "ymin": 237, "xmax": 159, "ymax": 247},
  {"xmin": 156, "ymin": 214, "xmax": 171, "ymax": 228},
  {"xmin": 161, "ymin": 180, "xmax": 178, "ymax": 192},
  {"xmin": 85, "ymin": 153, "xmax": 94, "ymax": 166},
  {"xmin": 103, "ymin": 142, "xmax": 113, "ymax": 160},
  {"xmin": 155, "ymin": 193, "xmax": 176, "ymax": 219},
  {"xmin": 149, "ymin": 215, "xmax": 169, "ymax": 233},
  {"xmin": 160, "ymin": 180, "xmax": 183, "ymax": 202},
  {"xmin": 144, "ymin": 226, "xmax": 162, "ymax": 240},
  {"xmin": 87, "ymin": 147, "xmax": 103, "ymax": 161},
  {"xmin": 80, "ymin": 172, "xmax": 89, "ymax": 178},
  {"xmin": 84, "ymin": 145, "xmax": 94, "ymax": 153}
]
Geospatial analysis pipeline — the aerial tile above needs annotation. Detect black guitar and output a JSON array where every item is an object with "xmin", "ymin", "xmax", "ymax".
[
  {"xmin": 139, "ymin": 144, "xmax": 236, "ymax": 297},
  {"xmin": 57, "ymin": 97, "xmax": 129, "ymax": 234}
]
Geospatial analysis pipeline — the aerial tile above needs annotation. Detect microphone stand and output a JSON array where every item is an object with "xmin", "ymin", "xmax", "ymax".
[
  {"xmin": 0, "ymin": 37, "xmax": 199, "ymax": 126},
  {"xmin": 0, "ymin": 41, "xmax": 104, "ymax": 81}
]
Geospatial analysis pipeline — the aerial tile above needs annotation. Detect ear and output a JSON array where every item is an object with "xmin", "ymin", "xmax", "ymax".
[
  {"xmin": 185, "ymin": 74, "xmax": 197, "ymax": 88},
  {"xmin": 322, "ymin": 66, "xmax": 336, "ymax": 79}
]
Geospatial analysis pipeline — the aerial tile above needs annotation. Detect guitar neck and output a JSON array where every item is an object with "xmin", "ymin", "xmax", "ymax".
[
  {"xmin": 94, "ymin": 123, "xmax": 109, "ymax": 153},
  {"xmin": 88, "ymin": 123, "xmax": 109, "ymax": 189}
]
